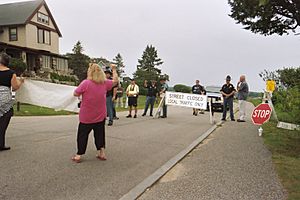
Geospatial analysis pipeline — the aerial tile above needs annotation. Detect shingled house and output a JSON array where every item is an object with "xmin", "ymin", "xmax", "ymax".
[{"xmin": 0, "ymin": 0, "xmax": 69, "ymax": 76}]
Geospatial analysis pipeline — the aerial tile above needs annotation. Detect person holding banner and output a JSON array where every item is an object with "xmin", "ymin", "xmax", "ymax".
[
  {"xmin": 192, "ymin": 80, "xmax": 206, "ymax": 116},
  {"xmin": 159, "ymin": 77, "xmax": 168, "ymax": 118},
  {"xmin": 72, "ymin": 63, "xmax": 118, "ymax": 163},
  {"xmin": 237, "ymin": 75, "xmax": 249, "ymax": 122},
  {"xmin": 220, "ymin": 75, "xmax": 236, "ymax": 121},
  {"xmin": 0, "ymin": 53, "xmax": 24, "ymax": 151}
]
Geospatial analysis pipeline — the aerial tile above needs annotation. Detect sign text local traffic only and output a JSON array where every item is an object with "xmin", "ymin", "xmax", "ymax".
[
  {"xmin": 251, "ymin": 103, "xmax": 272, "ymax": 125},
  {"xmin": 165, "ymin": 91, "xmax": 207, "ymax": 110}
]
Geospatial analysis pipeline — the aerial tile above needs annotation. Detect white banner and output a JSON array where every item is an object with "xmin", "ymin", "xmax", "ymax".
[
  {"xmin": 165, "ymin": 91, "xmax": 207, "ymax": 110},
  {"xmin": 15, "ymin": 79, "xmax": 79, "ymax": 113}
]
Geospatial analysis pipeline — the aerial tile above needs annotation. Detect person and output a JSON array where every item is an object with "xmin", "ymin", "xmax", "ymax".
[
  {"xmin": 0, "ymin": 53, "xmax": 23, "ymax": 151},
  {"xmin": 104, "ymin": 67, "xmax": 118, "ymax": 126},
  {"xmin": 142, "ymin": 80, "xmax": 158, "ymax": 117},
  {"xmin": 192, "ymin": 80, "xmax": 206, "ymax": 116},
  {"xmin": 220, "ymin": 75, "xmax": 236, "ymax": 121},
  {"xmin": 72, "ymin": 63, "xmax": 118, "ymax": 163},
  {"xmin": 116, "ymin": 84, "xmax": 124, "ymax": 108},
  {"xmin": 237, "ymin": 75, "xmax": 249, "ymax": 122},
  {"xmin": 159, "ymin": 77, "xmax": 168, "ymax": 118},
  {"xmin": 126, "ymin": 79, "xmax": 139, "ymax": 118}
]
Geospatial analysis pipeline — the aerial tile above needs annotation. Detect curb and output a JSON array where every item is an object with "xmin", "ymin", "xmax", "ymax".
[{"xmin": 119, "ymin": 121, "xmax": 223, "ymax": 200}]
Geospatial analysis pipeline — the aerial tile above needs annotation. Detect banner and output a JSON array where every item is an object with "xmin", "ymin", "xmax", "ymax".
[
  {"xmin": 16, "ymin": 80, "xmax": 80, "ymax": 113},
  {"xmin": 165, "ymin": 91, "xmax": 207, "ymax": 110}
]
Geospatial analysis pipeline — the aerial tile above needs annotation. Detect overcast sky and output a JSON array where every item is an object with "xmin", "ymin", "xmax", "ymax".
[{"xmin": 1, "ymin": 0, "xmax": 299, "ymax": 91}]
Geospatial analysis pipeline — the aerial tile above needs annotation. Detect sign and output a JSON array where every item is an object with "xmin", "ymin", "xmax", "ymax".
[
  {"xmin": 165, "ymin": 91, "xmax": 207, "ymax": 110},
  {"xmin": 266, "ymin": 80, "xmax": 276, "ymax": 92},
  {"xmin": 251, "ymin": 103, "xmax": 272, "ymax": 125}
]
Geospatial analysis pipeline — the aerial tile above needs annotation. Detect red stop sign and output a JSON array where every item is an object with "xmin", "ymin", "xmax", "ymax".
[{"xmin": 251, "ymin": 103, "xmax": 272, "ymax": 125}]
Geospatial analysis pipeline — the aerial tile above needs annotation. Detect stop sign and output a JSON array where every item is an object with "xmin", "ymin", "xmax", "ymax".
[{"xmin": 251, "ymin": 103, "xmax": 272, "ymax": 125}]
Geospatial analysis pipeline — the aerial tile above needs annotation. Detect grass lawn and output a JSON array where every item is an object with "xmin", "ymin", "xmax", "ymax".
[
  {"xmin": 13, "ymin": 103, "xmax": 76, "ymax": 116},
  {"xmin": 13, "ymin": 96, "xmax": 158, "ymax": 116},
  {"xmin": 249, "ymin": 98, "xmax": 300, "ymax": 199},
  {"xmin": 115, "ymin": 95, "xmax": 159, "ymax": 112},
  {"xmin": 262, "ymin": 122, "xmax": 300, "ymax": 200}
]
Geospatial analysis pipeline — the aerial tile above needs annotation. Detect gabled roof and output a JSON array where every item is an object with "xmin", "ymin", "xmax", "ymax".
[{"xmin": 0, "ymin": 0, "xmax": 62, "ymax": 37}]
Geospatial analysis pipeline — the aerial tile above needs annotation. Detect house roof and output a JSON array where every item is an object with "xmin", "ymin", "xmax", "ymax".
[{"xmin": 0, "ymin": 0, "xmax": 62, "ymax": 37}]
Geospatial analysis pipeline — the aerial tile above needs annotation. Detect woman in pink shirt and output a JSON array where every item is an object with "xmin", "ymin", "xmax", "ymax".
[{"xmin": 72, "ymin": 63, "xmax": 118, "ymax": 163}]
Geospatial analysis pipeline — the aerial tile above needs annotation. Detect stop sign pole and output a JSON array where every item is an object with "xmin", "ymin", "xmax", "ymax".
[{"xmin": 251, "ymin": 103, "xmax": 272, "ymax": 136}]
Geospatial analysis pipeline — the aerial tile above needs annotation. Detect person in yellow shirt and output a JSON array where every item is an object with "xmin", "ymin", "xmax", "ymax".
[{"xmin": 126, "ymin": 79, "xmax": 139, "ymax": 118}]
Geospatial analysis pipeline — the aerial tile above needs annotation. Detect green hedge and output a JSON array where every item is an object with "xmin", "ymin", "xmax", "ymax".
[{"xmin": 174, "ymin": 84, "xmax": 191, "ymax": 93}]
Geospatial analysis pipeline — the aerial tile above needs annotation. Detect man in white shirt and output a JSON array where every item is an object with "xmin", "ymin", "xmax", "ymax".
[{"xmin": 126, "ymin": 79, "xmax": 139, "ymax": 118}]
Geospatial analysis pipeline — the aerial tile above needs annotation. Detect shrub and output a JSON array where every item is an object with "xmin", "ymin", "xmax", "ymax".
[
  {"xmin": 9, "ymin": 58, "xmax": 27, "ymax": 76},
  {"xmin": 272, "ymin": 87, "xmax": 300, "ymax": 124},
  {"xmin": 174, "ymin": 84, "xmax": 191, "ymax": 93}
]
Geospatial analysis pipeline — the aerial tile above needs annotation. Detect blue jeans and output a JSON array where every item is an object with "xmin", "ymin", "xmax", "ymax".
[
  {"xmin": 144, "ymin": 96, "xmax": 156, "ymax": 115},
  {"xmin": 222, "ymin": 97, "xmax": 234, "ymax": 120},
  {"xmin": 106, "ymin": 96, "xmax": 113, "ymax": 123}
]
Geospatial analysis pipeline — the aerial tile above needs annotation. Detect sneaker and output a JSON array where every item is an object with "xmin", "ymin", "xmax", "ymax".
[
  {"xmin": 237, "ymin": 119, "xmax": 246, "ymax": 122},
  {"xmin": 108, "ymin": 121, "xmax": 113, "ymax": 126},
  {"xmin": 126, "ymin": 115, "xmax": 132, "ymax": 118},
  {"xmin": 142, "ymin": 113, "xmax": 146, "ymax": 116},
  {"xmin": 221, "ymin": 118, "xmax": 226, "ymax": 121},
  {"xmin": 134, "ymin": 114, "xmax": 137, "ymax": 118}
]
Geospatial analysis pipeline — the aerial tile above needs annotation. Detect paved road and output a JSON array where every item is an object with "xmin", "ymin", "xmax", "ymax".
[
  {"xmin": 139, "ymin": 102, "xmax": 286, "ymax": 200},
  {"xmin": 0, "ymin": 107, "xmax": 220, "ymax": 200}
]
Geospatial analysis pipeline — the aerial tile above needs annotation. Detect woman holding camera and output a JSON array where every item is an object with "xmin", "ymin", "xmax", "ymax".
[
  {"xmin": 72, "ymin": 63, "xmax": 118, "ymax": 163},
  {"xmin": 0, "ymin": 53, "xmax": 24, "ymax": 151}
]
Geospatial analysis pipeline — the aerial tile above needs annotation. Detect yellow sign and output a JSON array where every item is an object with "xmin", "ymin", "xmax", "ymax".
[{"xmin": 266, "ymin": 80, "xmax": 276, "ymax": 92}]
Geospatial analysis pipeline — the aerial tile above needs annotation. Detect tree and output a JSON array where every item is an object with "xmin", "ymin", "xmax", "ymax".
[
  {"xmin": 113, "ymin": 53, "xmax": 125, "ymax": 77},
  {"xmin": 72, "ymin": 41, "xmax": 84, "ymax": 54},
  {"xmin": 277, "ymin": 67, "xmax": 300, "ymax": 88},
  {"xmin": 228, "ymin": 0, "xmax": 300, "ymax": 35},
  {"xmin": 66, "ymin": 41, "xmax": 90, "ymax": 82},
  {"xmin": 133, "ymin": 45, "xmax": 164, "ymax": 95}
]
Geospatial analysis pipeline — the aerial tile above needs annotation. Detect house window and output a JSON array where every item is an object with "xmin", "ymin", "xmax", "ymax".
[
  {"xmin": 42, "ymin": 55, "xmax": 51, "ymax": 68},
  {"xmin": 37, "ymin": 12, "xmax": 49, "ymax": 25},
  {"xmin": 9, "ymin": 27, "xmax": 17, "ymax": 41},
  {"xmin": 37, "ymin": 28, "xmax": 51, "ymax": 45}
]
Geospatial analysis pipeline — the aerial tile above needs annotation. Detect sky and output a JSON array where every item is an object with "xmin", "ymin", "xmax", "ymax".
[{"xmin": 1, "ymin": 0, "xmax": 299, "ymax": 91}]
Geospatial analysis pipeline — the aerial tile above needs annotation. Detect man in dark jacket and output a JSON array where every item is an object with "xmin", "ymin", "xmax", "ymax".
[{"xmin": 220, "ymin": 75, "xmax": 236, "ymax": 121}]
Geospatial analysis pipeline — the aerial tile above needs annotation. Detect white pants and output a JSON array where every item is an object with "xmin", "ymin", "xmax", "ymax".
[{"xmin": 238, "ymin": 100, "xmax": 246, "ymax": 120}]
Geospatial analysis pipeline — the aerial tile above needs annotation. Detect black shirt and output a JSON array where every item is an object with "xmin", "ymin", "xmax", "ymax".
[
  {"xmin": 145, "ymin": 84, "xmax": 158, "ymax": 97},
  {"xmin": 0, "ymin": 70, "xmax": 14, "ymax": 87},
  {"xmin": 192, "ymin": 84, "xmax": 205, "ymax": 94},
  {"xmin": 220, "ymin": 83, "xmax": 236, "ymax": 98}
]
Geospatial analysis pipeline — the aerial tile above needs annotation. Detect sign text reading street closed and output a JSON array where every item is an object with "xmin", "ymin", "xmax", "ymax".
[{"xmin": 165, "ymin": 91, "xmax": 207, "ymax": 110}]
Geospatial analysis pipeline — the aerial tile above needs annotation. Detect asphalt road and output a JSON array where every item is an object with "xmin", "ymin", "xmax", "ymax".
[
  {"xmin": 139, "ymin": 103, "xmax": 286, "ymax": 200},
  {"xmin": 0, "ymin": 107, "xmax": 220, "ymax": 200}
]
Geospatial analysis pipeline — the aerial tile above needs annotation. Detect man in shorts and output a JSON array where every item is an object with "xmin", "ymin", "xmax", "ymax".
[{"xmin": 126, "ymin": 79, "xmax": 139, "ymax": 118}]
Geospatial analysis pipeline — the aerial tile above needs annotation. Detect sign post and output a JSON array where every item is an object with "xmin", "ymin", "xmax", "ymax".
[{"xmin": 251, "ymin": 103, "xmax": 272, "ymax": 136}]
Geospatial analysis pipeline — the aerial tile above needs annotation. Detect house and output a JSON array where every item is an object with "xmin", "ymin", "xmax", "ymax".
[{"xmin": 0, "ymin": 0, "xmax": 70, "ymax": 76}]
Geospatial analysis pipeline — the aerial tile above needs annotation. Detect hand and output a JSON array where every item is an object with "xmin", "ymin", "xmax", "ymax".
[{"xmin": 110, "ymin": 64, "xmax": 116, "ymax": 71}]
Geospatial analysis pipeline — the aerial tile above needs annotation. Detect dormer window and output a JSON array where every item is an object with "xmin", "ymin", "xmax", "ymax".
[{"xmin": 37, "ymin": 12, "xmax": 49, "ymax": 25}]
